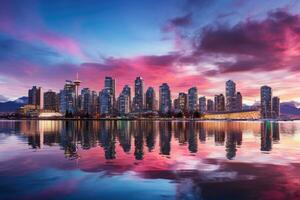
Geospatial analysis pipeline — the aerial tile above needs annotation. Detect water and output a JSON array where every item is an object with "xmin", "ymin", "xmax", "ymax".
[{"xmin": 0, "ymin": 120, "xmax": 300, "ymax": 200}]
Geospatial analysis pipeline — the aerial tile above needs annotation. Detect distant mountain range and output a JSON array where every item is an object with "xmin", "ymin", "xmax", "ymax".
[
  {"xmin": 0, "ymin": 97, "xmax": 300, "ymax": 118},
  {"xmin": 0, "ymin": 97, "xmax": 28, "ymax": 112}
]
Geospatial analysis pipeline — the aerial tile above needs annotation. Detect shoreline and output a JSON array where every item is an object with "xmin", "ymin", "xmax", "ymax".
[{"xmin": 0, "ymin": 117, "xmax": 298, "ymax": 122}]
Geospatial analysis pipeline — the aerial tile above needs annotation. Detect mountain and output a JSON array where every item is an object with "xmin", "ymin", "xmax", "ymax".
[
  {"xmin": 0, "ymin": 97, "xmax": 28, "ymax": 112},
  {"xmin": 280, "ymin": 101, "xmax": 300, "ymax": 118}
]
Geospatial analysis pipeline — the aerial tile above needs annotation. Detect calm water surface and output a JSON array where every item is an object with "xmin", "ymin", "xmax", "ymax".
[{"xmin": 1, "ymin": 120, "xmax": 300, "ymax": 200}]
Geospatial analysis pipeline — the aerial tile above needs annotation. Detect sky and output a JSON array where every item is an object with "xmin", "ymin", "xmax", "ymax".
[{"xmin": 1, "ymin": 0, "xmax": 300, "ymax": 104}]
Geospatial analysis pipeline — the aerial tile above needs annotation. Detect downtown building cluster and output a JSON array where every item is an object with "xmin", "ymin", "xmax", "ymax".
[{"xmin": 21, "ymin": 76, "xmax": 280, "ymax": 119}]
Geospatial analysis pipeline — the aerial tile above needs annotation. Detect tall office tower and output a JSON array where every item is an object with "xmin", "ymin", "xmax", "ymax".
[
  {"xmin": 60, "ymin": 80, "xmax": 76, "ymax": 114},
  {"xmin": 226, "ymin": 80, "xmax": 236, "ymax": 111},
  {"xmin": 73, "ymin": 73, "xmax": 82, "ymax": 112},
  {"xmin": 28, "ymin": 86, "xmax": 43, "ymax": 109},
  {"xmin": 91, "ymin": 91, "xmax": 99, "ymax": 116},
  {"xmin": 81, "ymin": 88, "xmax": 92, "ymax": 114},
  {"xmin": 214, "ymin": 94, "xmax": 225, "ymax": 112},
  {"xmin": 272, "ymin": 96, "xmax": 280, "ymax": 119},
  {"xmin": 59, "ymin": 80, "xmax": 76, "ymax": 114},
  {"xmin": 177, "ymin": 92, "xmax": 187, "ymax": 112},
  {"xmin": 174, "ymin": 98, "xmax": 180, "ymax": 111},
  {"xmin": 104, "ymin": 76, "xmax": 116, "ymax": 109},
  {"xmin": 133, "ymin": 77, "xmax": 144, "ymax": 112},
  {"xmin": 188, "ymin": 87, "xmax": 198, "ymax": 112},
  {"xmin": 236, "ymin": 92, "xmax": 243, "ymax": 111},
  {"xmin": 260, "ymin": 85, "xmax": 272, "ymax": 119},
  {"xmin": 207, "ymin": 99, "xmax": 214, "ymax": 112},
  {"xmin": 99, "ymin": 88, "xmax": 112, "ymax": 115},
  {"xmin": 145, "ymin": 87, "xmax": 157, "ymax": 111},
  {"xmin": 118, "ymin": 93, "xmax": 130, "ymax": 115},
  {"xmin": 121, "ymin": 85, "xmax": 131, "ymax": 112},
  {"xmin": 159, "ymin": 83, "xmax": 172, "ymax": 114},
  {"xmin": 43, "ymin": 90, "xmax": 57, "ymax": 111},
  {"xmin": 199, "ymin": 96, "xmax": 206, "ymax": 114}
]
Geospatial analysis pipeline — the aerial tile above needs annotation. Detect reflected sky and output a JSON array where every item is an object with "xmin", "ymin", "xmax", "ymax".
[{"xmin": 1, "ymin": 120, "xmax": 300, "ymax": 200}]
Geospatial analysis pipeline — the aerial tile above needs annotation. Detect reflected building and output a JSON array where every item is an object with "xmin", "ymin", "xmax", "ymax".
[
  {"xmin": 187, "ymin": 123, "xmax": 198, "ymax": 153},
  {"xmin": 159, "ymin": 122, "xmax": 172, "ymax": 155},
  {"xmin": 261, "ymin": 122, "xmax": 272, "ymax": 152}
]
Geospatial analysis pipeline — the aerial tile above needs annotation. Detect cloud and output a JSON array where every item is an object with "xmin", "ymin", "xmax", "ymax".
[{"xmin": 192, "ymin": 9, "xmax": 300, "ymax": 74}]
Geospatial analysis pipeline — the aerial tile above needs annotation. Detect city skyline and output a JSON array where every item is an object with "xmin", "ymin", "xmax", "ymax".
[{"xmin": 1, "ymin": 0, "xmax": 300, "ymax": 103}]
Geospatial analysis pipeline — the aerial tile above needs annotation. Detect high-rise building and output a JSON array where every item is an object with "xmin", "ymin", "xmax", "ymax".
[
  {"xmin": 43, "ymin": 90, "xmax": 57, "ymax": 111},
  {"xmin": 28, "ymin": 86, "xmax": 43, "ymax": 109},
  {"xmin": 99, "ymin": 88, "xmax": 112, "ymax": 115},
  {"xmin": 178, "ymin": 93, "xmax": 187, "ymax": 112},
  {"xmin": 159, "ymin": 83, "xmax": 171, "ymax": 114},
  {"xmin": 236, "ymin": 92, "xmax": 243, "ymax": 111},
  {"xmin": 91, "ymin": 91, "xmax": 99, "ymax": 116},
  {"xmin": 207, "ymin": 99, "xmax": 214, "ymax": 112},
  {"xmin": 272, "ymin": 96, "xmax": 280, "ymax": 119},
  {"xmin": 104, "ymin": 77, "xmax": 116, "ymax": 111},
  {"xmin": 226, "ymin": 80, "xmax": 236, "ymax": 111},
  {"xmin": 118, "ymin": 93, "xmax": 130, "ymax": 115},
  {"xmin": 121, "ymin": 85, "xmax": 131, "ymax": 112},
  {"xmin": 145, "ymin": 87, "xmax": 157, "ymax": 111},
  {"xmin": 199, "ymin": 96, "xmax": 206, "ymax": 114},
  {"xmin": 133, "ymin": 77, "xmax": 144, "ymax": 112},
  {"xmin": 214, "ymin": 94, "xmax": 225, "ymax": 112},
  {"xmin": 188, "ymin": 87, "xmax": 198, "ymax": 112},
  {"xmin": 73, "ymin": 73, "xmax": 82, "ymax": 112},
  {"xmin": 59, "ymin": 80, "xmax": 76, "ymax": 114},
  {"xmin": 261, "ymin": 86, "xmax": 272, "ymax": 119},
  {"xmin": 81, "ymin": 88, "xmax": 92, "ymax": 114}
]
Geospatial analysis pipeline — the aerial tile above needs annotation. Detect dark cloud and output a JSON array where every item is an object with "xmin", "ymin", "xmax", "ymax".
[
  {"xmin": 191, "ymin": 9, "xmax": 300, "ymax": 74},
  {"xmin": 169, "ymin": 13, "xmax": 192, "ymax": 27}
]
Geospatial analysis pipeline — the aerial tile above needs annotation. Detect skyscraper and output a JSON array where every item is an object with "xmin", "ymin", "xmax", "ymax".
[
  {"xmin": 261, "ymin": 85, "xmax": 272, "ymax": 119},
  {"xmin": 272, "ymin": 96, "xmax": 280, "ymax": 119},
  {"xmin": 28, "ymin": 86, "xmax": 43, "ymax": 109},
  {"xmin": 177, "ymin": 92, "xmax": 187, "ymax": 112},
  {"xmin": 199, "ymin": 96, "xmax": 206, "ymax": 114},
  {"xmin": 236, "ymin": 92, "xmax": 243, "ymax": 111},
  {"xmin": 44, "ymin": 90, "xmax": 57, "ymax": 111},
  {"xmin": 117, "ymin": 93, "xmax": 130, "ymax": 115},
  {"xmin": 81, "ymin": 88, "xmax": 92, "ymax": 115},
  {"xmin": 214, "ymin": 94, "xmax": 225, "ymax": 112},
  {"xmin": 188, "ymin": 87, "xmax": 198, "ymax": 113},
  {"xmin": 226, "ymin": 80, "xmax": 236, "ymax": 111},
  {"xmin": 73, "ymin": 73, "xmax": 82, "ymax": 112},
  {"xmin": 99, "ymin": 88, "xmax": 112, "ymax": 115},
  {"xmin": 145, "ymin": 87, "xmax": 157, "ymax": 111},
  {"xmin": 133, "ymin": 77, "xmax": 144, "ymax": 112},
  {"xmin": 59, "ymin": 80, "xmax": 76, "ymax": 114},
  {"xmin": 122, "ymin": 85, "xmax": 131, "ymax": 112},
  {"xmin": 91, "ymin": 91, "xmax": 99, "ymax": 116},
  {"xmin": 159, "ymin": 83, "xmax": 171, "ymax": 114},
  {"xmin": 104, "ymin": 77, "xmax": 116, "ymax": 112},
  {"xmin": 207, "ymin": 99, "xmax": 214, "ymax": 112}
]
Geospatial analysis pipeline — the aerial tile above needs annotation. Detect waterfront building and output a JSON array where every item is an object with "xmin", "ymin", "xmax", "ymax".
[
  {"xmin": 99, "ymin": 88, "xmax": 112, "ymax": 115},
  {"xmin": 28, "ymin": 86, "xmax": 43, "ymax": 109},
  {"xmin": 59, "ymin": 80, "xmax": 76, "ymax": 114},
  {"xmin": 236, "ymin": 92, "xmax": 243, "ymax": 111},
  {"xmin": 188, "ymin": 87, "xmax": 198, "ymax": 113},
  {"xmin": 145, "ymin": 87, "xmax": 157, "ymax": 111},
  {"xmin": 91, "ymin": 91, "xmax": 99, "ymax": 116},
  {"xmin": 159, "ymin": 83, "xmax": 171, "ymax": 114},
  {"xmin": 272, "ymin": 96, "xmax": 280, "ymax": 119},
  {"xmin": 121, "ymin": 85, "xmax": 131, "ymax": 112},
  {"xmin": 118, "ymin": 93, "xmax": 130, "ymax": 115},
  {"xmin": 214, "ymin": 94, "xmax": 225, "ymax": 112},
  {"xmin": 81, "ymin": 88, "xmax": 92, "ymax": 115},
  {"xmin": 207, "ymin": 99, "xmax": 214, "ymax": 112},
  {"xmin": 133, "ymin": 77, "xmax": 144, "ymax": 112},
  {"xmin": 199, "ymin": 96, "xmax": 206, "ymax": 114},
  {"xmin": 104, "ymin": 77, "xmax": 116, "ymax": 111},
  {"xmin": 260, "ymin": 85, "xmax": 272, "ymax": 118},
  {"xmin": 226, "ymin": 80, "xmax": 236, "ymax": 111},
  {"xmin": 43, "ymin": 90, "xmax": 57, "ymax": 111},
  {"xmin": 73, "ymin": 73, "xmax": 82, "ymax": 112}
]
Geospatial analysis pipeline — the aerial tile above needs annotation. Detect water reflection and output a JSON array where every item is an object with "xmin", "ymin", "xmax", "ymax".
[{"xmin": 1, "ymin": 120, "xmax": 286, "ymax": 160}]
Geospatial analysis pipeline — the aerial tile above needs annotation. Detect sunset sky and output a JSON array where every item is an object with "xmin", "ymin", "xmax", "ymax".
[{"xmin": 1, "ymin": 0, "xmax": 300, "ymax": 104}]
